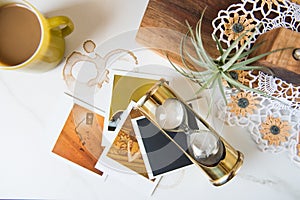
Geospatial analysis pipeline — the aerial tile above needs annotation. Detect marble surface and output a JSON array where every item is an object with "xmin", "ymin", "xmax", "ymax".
[{"xmin": 0, "ymin": 0, "xmax": 300, "ymax": 199}]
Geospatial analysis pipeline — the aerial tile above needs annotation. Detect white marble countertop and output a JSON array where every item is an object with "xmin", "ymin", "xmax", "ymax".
[{"xmin": 0, "ymin": 0, "xmax": 300, "ymax": 199}]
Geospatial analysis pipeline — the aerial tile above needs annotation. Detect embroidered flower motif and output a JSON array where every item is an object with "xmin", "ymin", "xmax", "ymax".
[
  {"xmin": 227, "ymin": 92, "xmax": 259, "ymax": 117},
  {"xmin": 297, "ymin": 144, "xmax": 300, "ymax": 156},
  {"xmin": 256, "ymin": 0, "xmax": 285, "ymax": 9},
  {"xmin": 224, "ymin": 13, "xmax": 256, "ymax": 46},
  {"xmin": 260, "ymin": 116, "xmax": 291, "ymax": 146},
  {"xmin": 230, "ymin": 70, "xmax": 251, "ymax": 85},
  {"xmin": 222, "ymin": 70, "xmax": 251, "ymax": 88}
]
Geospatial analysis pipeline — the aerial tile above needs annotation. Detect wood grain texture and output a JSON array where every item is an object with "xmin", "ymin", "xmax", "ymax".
[
  {"xmin": 107, "ymin": 109, "xmax": 149, "ymax": 178},
  {"xmin": 250, "ymin": 28, "xmax": 300, "ymax": 85},
  {"xmin": 52, "ymin": 104, "xmax": 104, "ymax": 176},
  {"xmin": 136, "ymin": 0, "xmax": 240, "ymax": 66}
]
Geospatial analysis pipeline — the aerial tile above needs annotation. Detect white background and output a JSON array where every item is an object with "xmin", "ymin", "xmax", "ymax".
[{"xmin": 0, "ymin": 0, "xmax": 300, "ymax": 199}]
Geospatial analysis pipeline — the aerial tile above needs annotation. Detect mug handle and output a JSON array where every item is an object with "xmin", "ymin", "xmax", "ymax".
[{"xmin": 47, "ymin": 16, "xmax": 74, "ymax": 37}]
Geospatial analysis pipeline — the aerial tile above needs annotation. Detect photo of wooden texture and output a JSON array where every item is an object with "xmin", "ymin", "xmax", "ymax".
[
  {"xmin": 107, "ymin": 109, "xmax": 149, "ymax": 179},
  {"xmin": 52, "ymin": 104, "xmax": 105, "ymax": 176}
]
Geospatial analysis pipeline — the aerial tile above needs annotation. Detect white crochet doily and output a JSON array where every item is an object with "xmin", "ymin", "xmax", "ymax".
[
  {"xmin": 212, "ymin": 0, "xmax": 300, "ymax": 50},
  {"xmin": 212, "ymin": 0, "xmax": 300, "ymax": 166}
]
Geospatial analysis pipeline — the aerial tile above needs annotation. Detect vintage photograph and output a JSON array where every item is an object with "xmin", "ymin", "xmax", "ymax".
[
  {"xmin": 106, "ymin": 107, "xmax": 149, "ymax": 178},
  {"xmin": 102, "ymin": 69, "xmax": 165, "ymax": 145},
  {"xmin": 52, "ymin": 104, "xmax": 106, "ymax": 176}
]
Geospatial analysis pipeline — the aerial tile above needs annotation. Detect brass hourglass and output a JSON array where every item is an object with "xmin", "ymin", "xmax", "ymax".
[{"xmin": 136, "ymin": 79, "xmax": 243, "ymax": 186}]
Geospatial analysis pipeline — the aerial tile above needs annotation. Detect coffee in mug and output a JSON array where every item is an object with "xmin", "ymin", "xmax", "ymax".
[
  {"xmin": 0, "ymin": 0, "xmax": 74, "ymax": 72},
  {"xmin": 0, "ymin": 4, "xmax": 41, "ymax": 66}
]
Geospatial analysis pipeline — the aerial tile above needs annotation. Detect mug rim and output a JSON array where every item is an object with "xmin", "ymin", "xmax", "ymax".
[{"xmin": 0, "ymin": 0, "xmax": 45, "ymax": 70}]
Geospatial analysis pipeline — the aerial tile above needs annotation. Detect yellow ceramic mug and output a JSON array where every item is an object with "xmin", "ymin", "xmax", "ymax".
[{"xmin": 0, "ymin": 0, "xmax": 74, "ymax": 72}]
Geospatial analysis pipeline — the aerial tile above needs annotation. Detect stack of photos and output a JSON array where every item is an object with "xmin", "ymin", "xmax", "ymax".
[
  {"xmin": 96, "ymin": 102, "xmax": 161, "ymax": 195},
  {"xmin": 56, "ymin": 64, "xmax": 209, "ymax": 196}
]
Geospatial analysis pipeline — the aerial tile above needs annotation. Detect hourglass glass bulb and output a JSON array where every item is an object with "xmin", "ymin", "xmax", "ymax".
[
  {"xmin": 155, "ymin": 98, "xmax": 185, "ymax": 130},
  {"xmin": 155, "ymin": 98, "xmax": 223, "ymax": 166},
  {"xmin": 188, "ymin": 131, "xmax": 219, "ymax": 159}
]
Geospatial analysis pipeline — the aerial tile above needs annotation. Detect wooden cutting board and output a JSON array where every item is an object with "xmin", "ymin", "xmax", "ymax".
[{"xmin": 136, "ymin": 0, "xmax": 240, "ymax": 65}]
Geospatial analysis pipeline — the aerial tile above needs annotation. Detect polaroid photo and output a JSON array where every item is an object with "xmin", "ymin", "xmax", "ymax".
[
  {"xmin": 101, "ymin": 69, "xmax": 171, "ymax": 146},
  {"xmin": 131, "ymin": 102, "xmax": 204, "ymax": 179},
  {"xmin": 132, "ymin": 117, "xmax": 194, "ymax": 179},
  {"xmin": 52, "ymin": 103, "xmax": 107, "ymax": 178},
  {"xmin": 95, "ymin": 101, "xmax": 161, "ymax": 196}
]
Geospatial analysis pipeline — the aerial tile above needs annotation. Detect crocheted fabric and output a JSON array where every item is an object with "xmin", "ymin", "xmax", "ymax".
[
  {"xmin": 212, "ymin": 0, "xmax": 300, "ymax": 166},
  {"xmin": 212, "ymin": 0, "xmax": 300, "ymax": 51}
]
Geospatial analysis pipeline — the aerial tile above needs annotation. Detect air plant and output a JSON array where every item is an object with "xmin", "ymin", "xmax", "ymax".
[{"xmin": 168, "ymin": 9, "xmax": 287, "ymax": 110}]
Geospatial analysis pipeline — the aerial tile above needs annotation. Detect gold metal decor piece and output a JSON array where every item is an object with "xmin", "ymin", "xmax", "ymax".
[{"xmin": 136, "ymin": 79, "xmax": 243, "ymax": 186}]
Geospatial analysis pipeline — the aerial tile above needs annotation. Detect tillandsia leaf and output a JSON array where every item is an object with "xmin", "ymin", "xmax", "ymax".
[
  {"xmin": 229, "ymin": 65, "xmax": 273, "ymax": 75},
  {"xmin": 167, "ymin": 54, "xmax": 206, "ymax": 88},
  {"xmin": 213, "ymin": 34, "xmax": 224, "ymax": 56},
  {"xmin": 195, "ymin": 72, "xmax": 219, "ymax": 95},
  {"xmin": 222, "ymin": 28, "xmax": 257, "ymax": 71},
  {"xmin": 206, "ymin": 74, "xmax": 219, "ymax": 117},
  {"xmin": 221, "ymin": 71, "xmax": 287, "ymax": 105},
  {"xmin": 170, "ymin": 59, "xmax": 214, "ymax": 82},
  {"xmin": 181, "ymin": 32, "xmax": 211, "ymax": 70},
  {"xmin": 237, "ymin": 40, "xmax": 266, "ymax": 59},
  {"xmin": 184, "ymin": 27, "xmax": 206, "ymax": 63},
  {"xmin": 180, "ymin": 32, "xmax": 195, "ymax": 71},
  {"xmin": 188, "ymin": 69, "xmax": 214, "ymax": 79},
  {"xmin": 221, "ymin": 26, "xmax": 258, "ymax": 64},
  {"xmin": 184, "ymin": 50, "xmax": 212, "ymax": 70},
  {"xmin": 167, "ymin": 54, "xmax": 194, "ymax": 78},
  {"xmin": 185, "ymin": 20, "xmax": 206, "ymax": 63},
  {"xmin": 193, "ymin": 9, "xmax": 218, "ymax": 69},
  {"xmin": 217, "ymin": 76, "xmax": 227, "ymax": 105},
  {"xmin": 232, "ymin": 47, "xmax": 293, "ymax": 68},
  {"xmin": 167, "ymin": 46, "xmax": 211, "ymax": 80},
  {"xmin": 186, "ymin": 21, "xmax": 209, "ymax": 64}
]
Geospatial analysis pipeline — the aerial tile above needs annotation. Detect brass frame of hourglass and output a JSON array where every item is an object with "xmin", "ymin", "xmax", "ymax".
[{"xmin": 136, "ymin": 79, "xmax": 243, "ymax": 186}]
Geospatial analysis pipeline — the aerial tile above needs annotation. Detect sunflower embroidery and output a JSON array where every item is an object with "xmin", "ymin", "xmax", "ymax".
[
  {"xmin": 256, "ymin": 0, "xmax": 285, "ymax": 9},
  {"xmin": 230, "ymin": 70, "xmax": 251, "ymax": 85},
  {"xmin": 224, "ymin": 13, "xmax": 256, "ymax": 46},
  {"xmin": 228, "ymin": 92, "xmax": 259, "ymax": 117},
  {"xmin": 260, "ymin": 116, "xmax": 291, "ymax": 146},
  {"xmin": 222, "ymin": 70, "xmax": 251, "ymax": 87}
]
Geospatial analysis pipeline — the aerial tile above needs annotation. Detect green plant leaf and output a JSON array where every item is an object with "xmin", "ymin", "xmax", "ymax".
[
  {"xmin": 217, "ymin": 76, "xmax": 228, "ymax": 105},
  {"xmin": 167, "ymin": 54, "xmax": 208, "ymax": 88},
  {"xmin": 221, "ymin": 71, "xmax": 287, "ymax": 105},
  {"xmin": 181, "ymin": 32, "xmax": 211, "ymax": 70},
  {"xmin": 195, "ymin": 72, "xmax": 219, "ymax": 94},
  {"xmin": 206, "ymin": 75, "xmax": 218, "ymax": 117},
  {"xmin": 222, "ymin": 29, "xmax": 257, "ymax": 71},
  {"xmin": 167, "ymin": 54, "xmax": 192, "ymax": 77},
  {"xmin": 229, "ymin": 65, "xmax": 273, "ymax": 75},
  {"xmin": 193, "ymin": 9, "xmax": 218, "ymax": 69},
  {"xmin": 184, "ymin": 50, "xmax": 212, "ymax": 70},
  {"xmin": 213, "ymin": 34, "xmax": 224, "ymax": 56},
  {"xmin": 231, "ymin": 47, "xmax": 292, "ymax": 68},
  {"xmin": 179, "ymin": 32, "xmax": 195, "ymax": 71},
  {"xmin": 221, "ymin": 26, "xmax": 257, "ymax": 64},
  {"xmin": 237, "ymin": 40, "xmax": 266, "ymax": 59},
  {"xmin": 182, "ymin": 28, "xmax": 206, "ymax": 63}
]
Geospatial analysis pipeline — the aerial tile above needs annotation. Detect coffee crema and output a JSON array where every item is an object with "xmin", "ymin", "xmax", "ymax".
[{"xmin": 0, "ymin": 4, "xmax": 41, "ymax": 66}]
